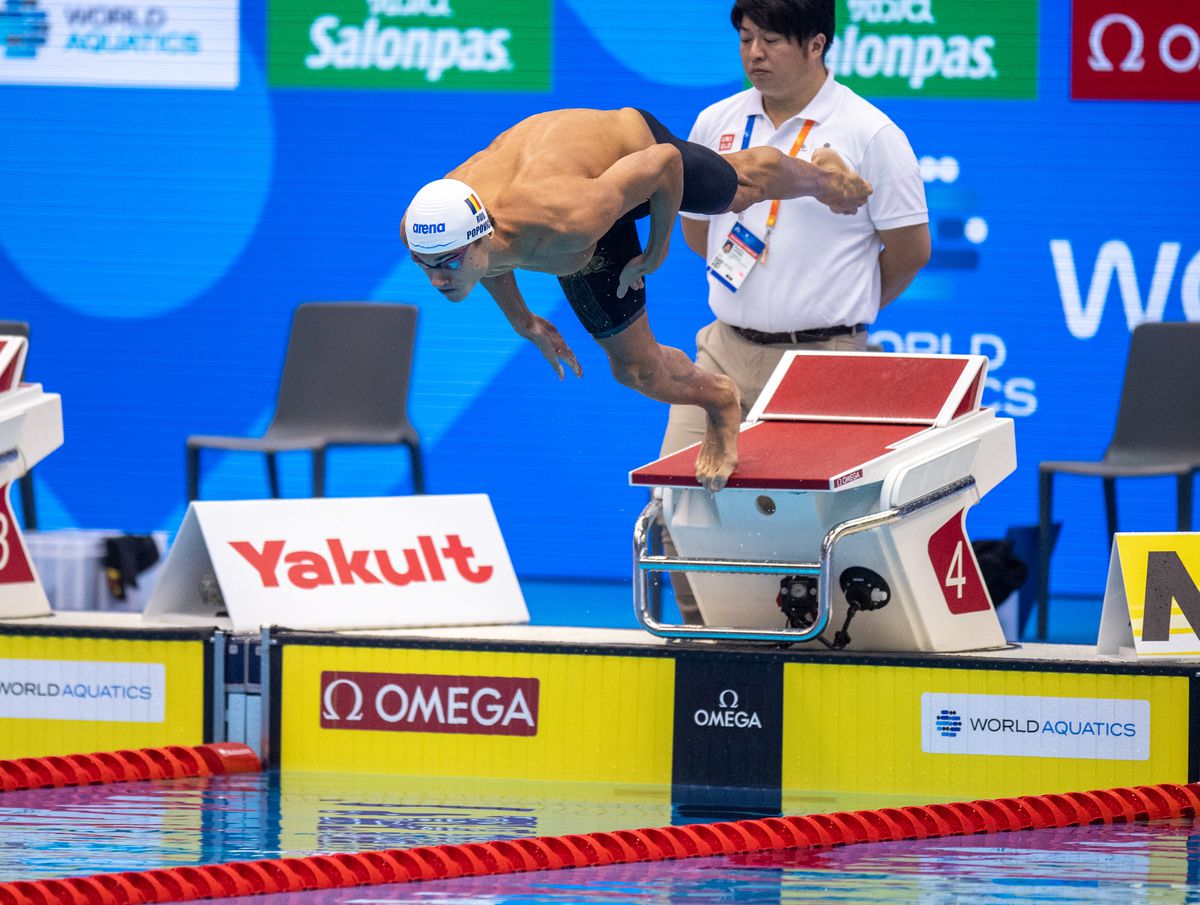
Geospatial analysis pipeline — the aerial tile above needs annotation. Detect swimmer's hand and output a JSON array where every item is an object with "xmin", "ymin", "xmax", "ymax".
[
  {"xmin": 616, "ymin": 251, "xmax": 664, "ymax": 299},
  {"xmin": 521, "ymin": 314, "xmax": 583, "ymax": 380},
  {"xmin": 812, "ymin": 147, "xmax": 872, "ymax": 215}
]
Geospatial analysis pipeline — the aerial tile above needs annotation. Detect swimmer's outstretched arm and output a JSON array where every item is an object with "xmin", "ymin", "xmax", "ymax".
[{"xmin": 482, "ymin": 272, "xmax": 582, "ymax": 380}]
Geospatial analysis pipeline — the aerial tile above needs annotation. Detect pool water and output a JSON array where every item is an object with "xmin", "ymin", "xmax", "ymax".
[{"xmin": 3, "ymin": 771, "xmax": 1199, "ymax": 904}]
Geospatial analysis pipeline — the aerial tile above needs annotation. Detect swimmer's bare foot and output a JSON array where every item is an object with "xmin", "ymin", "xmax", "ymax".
[
  {"xmin": 695, "ymin": 376, "xmax": 740, "ymax": 493},
  {"xmin": 811, "ymin": 147, "xmax": 872, "ymax": 215}
]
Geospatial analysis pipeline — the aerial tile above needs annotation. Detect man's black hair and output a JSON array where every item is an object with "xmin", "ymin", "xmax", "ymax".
[{"xmin": 730, "ymin": 0, "xmax": 835, "ymax": 57}]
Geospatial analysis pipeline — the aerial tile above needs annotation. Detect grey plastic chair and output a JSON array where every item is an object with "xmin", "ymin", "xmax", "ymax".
[
  {"xmin": 187, "ymin": 302, "xmax": 424, "ymax": 500},
  {"xmin": 0, "ymin": 319, "xmax": 38, "ymax": 529},
  {"xmin": 1036, "ymin": 321, "xmax": 1200, "ymax": 639}
]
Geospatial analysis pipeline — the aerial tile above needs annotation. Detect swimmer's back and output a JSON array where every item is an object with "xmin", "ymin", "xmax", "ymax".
[{"xmin": 449, "ymin": 108, "xmax": 657, "ymax": 191}]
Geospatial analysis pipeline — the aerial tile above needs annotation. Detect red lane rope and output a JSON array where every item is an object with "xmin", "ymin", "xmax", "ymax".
[
  {"xmin": 1, "ymin": 781, "xmax": 1197, "ymax": 904},
  {"xmin": 0, "ymin": 743, "xmax": 260, "ymax": 793}
]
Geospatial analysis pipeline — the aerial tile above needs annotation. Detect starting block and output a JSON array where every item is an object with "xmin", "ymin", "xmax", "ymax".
[
  {"xmin": 0, "ymin": 334, "xmax": 63, "ymax": 618},
  {"xmin": 630, "ymin": 351, "xmax": 1016, "ymax": 652}
]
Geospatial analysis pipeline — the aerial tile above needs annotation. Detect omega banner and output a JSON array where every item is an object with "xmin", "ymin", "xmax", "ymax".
[
  {"xmin": 1072, "ymin": 0, "xmax": 1200, "ymax": 101},
  {"xmin": 321, "ymin": 670, "xmax": 538, "ymax": 736},
  {"xmin": 143, "ymin": 494, "xmax": 528, "ymax": 634}
]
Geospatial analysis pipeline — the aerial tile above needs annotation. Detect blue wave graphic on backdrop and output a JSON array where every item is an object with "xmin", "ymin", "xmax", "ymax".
[
  {"xmin": 0, "ymin": 43, "xmax": 272, "ymax": 318},
  {"xmin": 182, "ymin": 262, "xmax": 567, "ymax": 514},
  {"xmin": 562, "ymin": 0, "xmax": 741, "ymax": 87},
  {"xmin": 370, "ymin": 263, "xmax": 568, "ymax": 454}
]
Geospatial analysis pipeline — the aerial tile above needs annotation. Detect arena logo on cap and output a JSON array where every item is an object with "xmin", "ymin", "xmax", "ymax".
[
  {"xmin": 827, "ymin": 0, "xmax": 1037, "ymax": 99},
  {"xmin": 411, "ymin": 222, "xmax": 446, "ymax": 234},
  {"xmin": 269, "ymin": 0, "xmax": 551, "ymax": 91}
]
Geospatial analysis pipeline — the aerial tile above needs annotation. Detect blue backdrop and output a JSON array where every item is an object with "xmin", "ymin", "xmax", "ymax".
[{"xmin": 2, "ymin": 1, "xmax": 1197, "ymax": 598}]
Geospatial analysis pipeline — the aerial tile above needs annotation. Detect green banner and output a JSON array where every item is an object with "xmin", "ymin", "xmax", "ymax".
[
  {"xmin": 829, "ymin": 0, "xmax": 1038, "ymax": 99},
  {"xmin": 268, "ymin": 0, "xmax": 552, "ymax": 91}
]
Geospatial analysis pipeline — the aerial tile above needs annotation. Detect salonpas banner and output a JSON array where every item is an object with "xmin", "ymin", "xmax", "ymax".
[
  {"xmin": 828, "ymin": 0, "xmax": 1038, "ymax": 99},
  {"xmin": 268, "ymin": 0, "xmax": 551, "ymax": 90}
]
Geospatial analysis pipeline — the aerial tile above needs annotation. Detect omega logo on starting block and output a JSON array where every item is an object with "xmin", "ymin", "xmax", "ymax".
[{"xmin": 1097, "ymin": 533, "xmax": 1200, "ymax": 658}]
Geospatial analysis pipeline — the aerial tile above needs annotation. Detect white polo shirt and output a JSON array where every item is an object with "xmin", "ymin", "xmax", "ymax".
[{"xmin": 684, "ymin": 70, "xmax": 927, "ymax": 333}]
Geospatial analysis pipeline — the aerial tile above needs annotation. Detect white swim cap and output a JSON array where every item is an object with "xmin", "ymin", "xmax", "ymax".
[{"xmin": 405, "ymin": 178, "xmax": 494, "ymax": 253}]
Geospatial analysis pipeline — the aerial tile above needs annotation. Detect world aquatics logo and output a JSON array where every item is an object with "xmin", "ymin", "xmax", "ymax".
[
  {"xmin": 935, "ymin": 708, "xmax": 962, "ymax": 737},
  {"xmin": 0, "ymin": 0, "xmax": 49, "ymax": 59}
]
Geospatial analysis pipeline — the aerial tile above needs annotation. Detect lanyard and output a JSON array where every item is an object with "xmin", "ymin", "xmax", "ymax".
[{"xmin": 742, "ymin": 114, "xmax": 817, "ymax": 232}]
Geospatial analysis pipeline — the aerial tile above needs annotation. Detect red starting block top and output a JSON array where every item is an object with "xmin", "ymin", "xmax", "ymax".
[
  {"xmin": 0, "ymin": 336, "xmax": 27, "ymax": 394},
  {"xmin": 630, "ymin": 420, "xmax": 928, "ymax": 490},
  {"xmin": 751, "ymin": 352, "xmax": 984, "ymax": 425},
  {"xmin": 631, "ymin": 352, "xmax": 989, "ymax": 491}
]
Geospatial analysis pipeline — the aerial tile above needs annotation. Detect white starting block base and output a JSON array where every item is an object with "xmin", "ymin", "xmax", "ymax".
[
  {"xmin": 632, "ymin": 352, "xmax": 1017, "ymax": 653},
  {"xmin": 0, "ymin": 335, "xmax": 64, "ymax": 620}
]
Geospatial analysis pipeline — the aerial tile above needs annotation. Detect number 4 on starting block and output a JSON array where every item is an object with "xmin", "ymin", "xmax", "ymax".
[{"xmin": 1097, "ymin": 533, "xmax": 1200, "ymax": 658}]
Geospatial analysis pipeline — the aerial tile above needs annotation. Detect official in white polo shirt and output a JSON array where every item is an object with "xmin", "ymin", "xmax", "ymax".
[{"xmin": 660, "ymin": 0, "xmax": 930, "ymax": 622}]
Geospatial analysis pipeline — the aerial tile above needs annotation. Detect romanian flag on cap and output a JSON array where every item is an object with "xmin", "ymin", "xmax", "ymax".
[{"xmin": 464, "ymin": 193, "xmax": 483, "ymax": 215}]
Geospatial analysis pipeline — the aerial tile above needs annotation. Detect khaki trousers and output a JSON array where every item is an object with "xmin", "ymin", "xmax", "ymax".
[{"xmin": 658, "ymin": 320, "xmax": 869, "ymax": 624}]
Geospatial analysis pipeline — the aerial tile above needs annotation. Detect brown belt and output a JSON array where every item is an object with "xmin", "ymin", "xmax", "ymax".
[{"xmin": 730, "ymin": 323, "xmax": 867, "ymax": 345}]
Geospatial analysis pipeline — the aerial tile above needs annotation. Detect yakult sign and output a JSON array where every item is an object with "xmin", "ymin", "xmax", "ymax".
[
  {"xmin": 144, "ymin": 494, "xmax": 527, "ymax": 633},
  {"xmin": 1073, "ymin": 0, "xmax": 1200, "ymax": 101}
]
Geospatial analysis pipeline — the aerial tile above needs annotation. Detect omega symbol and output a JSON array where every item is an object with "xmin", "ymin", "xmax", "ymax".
[
  {"xmin": 1089, "ymin": 14, "xmax": 1146, "ymax": 73},
  {"xmin": 322, "ymin": 678, "xmax": 364, "ymax": 721},
  {"xmin": 1089, "ymin": 14, "xmax": 1200, "ymax": 75}
]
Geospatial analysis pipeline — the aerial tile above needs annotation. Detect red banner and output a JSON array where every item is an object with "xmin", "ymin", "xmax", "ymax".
[
  {"xmin": 1073, "ymin": 1, "xmax": 1200, "ymax": 101},
  {"xmin": 320, "ymin": 671, "xmax": 539, "ymax": 736}
]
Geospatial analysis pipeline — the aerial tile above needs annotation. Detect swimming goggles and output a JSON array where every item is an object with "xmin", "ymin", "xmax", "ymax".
[{"xmin": 411, "ymin": 245, "xmax": 469, "ymax": 271}]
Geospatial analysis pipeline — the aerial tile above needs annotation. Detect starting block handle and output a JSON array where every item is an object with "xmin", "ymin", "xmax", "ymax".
[{"xmin": 632, "ymin": 476, "xmax": 977, "ymax": 644}]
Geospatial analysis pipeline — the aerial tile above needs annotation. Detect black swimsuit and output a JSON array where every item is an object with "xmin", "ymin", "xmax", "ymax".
[{"xmin": 557, "ymin": 110, "xmax": 739, "ymax": 339}]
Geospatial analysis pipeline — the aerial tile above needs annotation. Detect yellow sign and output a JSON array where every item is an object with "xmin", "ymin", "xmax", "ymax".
[
  {"xmin": 1098, "ymin": 533, "xmax": 1200, "ymax": 658},
  {"xmin": 782, "ymin": 662, "xmax": 1189, "ymax": 802},
  {"xmin": 0, "ymin": 633, "xmax": 208, "ymax": 758},
  {"xmin": 279, "ymin": 644, "xmax": 674, "ymax": 785}
]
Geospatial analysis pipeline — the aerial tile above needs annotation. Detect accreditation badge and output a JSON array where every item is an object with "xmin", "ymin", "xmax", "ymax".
[{"xmin": 707, "ymin": 222, "xmax": 766, "ymax": 293}]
